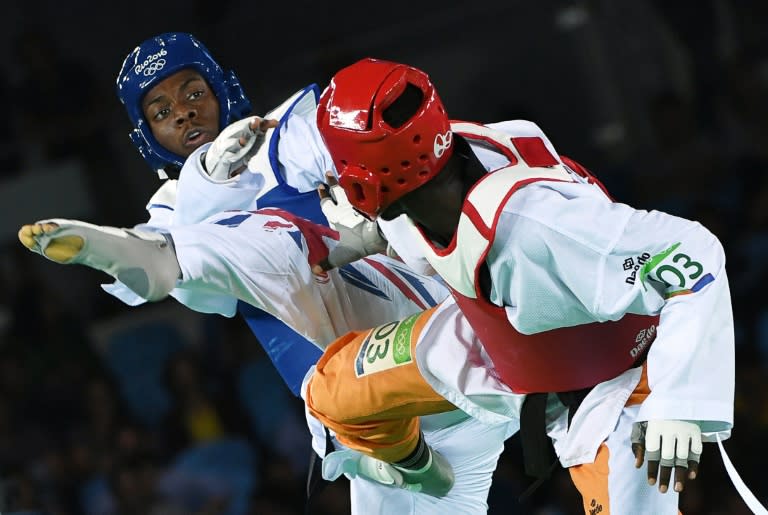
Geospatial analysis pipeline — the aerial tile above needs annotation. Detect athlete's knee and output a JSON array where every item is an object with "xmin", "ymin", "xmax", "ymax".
[
  {"xmin": 305, "ymin": 370, "xmax": 352, "ymax": 430},
  {"xmin": 306, "ymin": 331, "xmax": 370, "ymax": 423}
]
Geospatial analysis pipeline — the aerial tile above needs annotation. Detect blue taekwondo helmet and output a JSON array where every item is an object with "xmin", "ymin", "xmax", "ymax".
[{"xmin": 116, "ymin": 32, "xmax": 252, "ymax": 175}]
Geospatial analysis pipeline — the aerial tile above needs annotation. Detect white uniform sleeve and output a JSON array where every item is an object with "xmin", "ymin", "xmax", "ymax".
[
  {"xmin": 173, "ymin": 145, "xmax": 264, "ymax": 225},
  {"xmin": 276, "ymin": 111, "xmax": 337, "ymax": 192},
  {"xmin": 101, "ymin": 152, "xmax": 267, "ymax": 305},
  {"xmin": 100, "ymin": 282, "xmax": 150, "ymax": 306},
  {"xmin": 489, "ymin": 182, "xmax": 733, "ymax": 435},
  {"xmin": 618, "ymin": 211, "xmax": 734, "ymax": 435},
  {"xmin": 170, "ymin": 211, "xmax": 338, "ymax": 346},
  {"xmin": 101, "ymin": 181, "xmax": 178, "ymax": 305},
  {"xmin": 138, "ymin": 180, "xmax": 177, "ymax": 231}
]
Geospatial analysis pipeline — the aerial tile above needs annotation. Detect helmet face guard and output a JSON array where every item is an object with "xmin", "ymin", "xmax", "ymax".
[
  {"xmin": 116, "ymin": 32, "xmax": 252, "ymax": 174},
  {"xmin": 317, "ymin": 58, "xmax": 453, "ymax": 218}
]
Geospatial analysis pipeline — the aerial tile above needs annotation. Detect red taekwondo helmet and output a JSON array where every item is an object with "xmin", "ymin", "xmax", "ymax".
[{"xmin": 317, "ymin": 58, "xmax": 453, "ymax": 219}]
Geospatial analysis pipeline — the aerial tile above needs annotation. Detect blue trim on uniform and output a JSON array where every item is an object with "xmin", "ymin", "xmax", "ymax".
[
  {"xmin": 237, "ymin": 86, "xmax": 328, "ymax": 397},
  {"xmin": 691, "ymin": 273, "xmax": 715, "ymax": 292},
  {"xmin": 287, "ymin": 230, "xmax": 303, "ymax": 250},
  {"xmin": 390, "ymin": 264, "xmax": 439, "ymax": 307},
  {"xmin": 258, "ymin": 188, "xmax": 327, "ymax": 227},
  {"xmin": 339, "ymin": 264, "xmax": 390, "ymax": 300},
  {"xmin": 267, "ymin": 84, "xmax": 321, "ymax": 187},
  {"xmin": 147, "ymin": 203, "xmax": 174, "ymax": 211},
  {"xmin": 213, "ymin": 213, "xmax": 252, "ymax": 227},
  {"xmin": 354, "ymin": 333, "xmax": 373, "ymax": 376},
  {"xmin": 237, "ymin": 301, "xmax": 322, "ymax": 396}
]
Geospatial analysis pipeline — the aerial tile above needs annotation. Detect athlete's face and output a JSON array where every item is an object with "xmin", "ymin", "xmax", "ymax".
[{"xmin": 142, "ymin": 69, "xmax": 221, "ymax": 158}]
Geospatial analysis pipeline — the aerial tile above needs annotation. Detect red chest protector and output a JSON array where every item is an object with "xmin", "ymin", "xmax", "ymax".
[{"xmin": 412, "ymin": 122, "xmax": 659, "ymax": 394}]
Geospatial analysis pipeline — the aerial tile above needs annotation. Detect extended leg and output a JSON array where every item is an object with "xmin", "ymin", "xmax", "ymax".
[{"xmin": 18, "ymin": 219, "xmax": 180, "ymax": 301}]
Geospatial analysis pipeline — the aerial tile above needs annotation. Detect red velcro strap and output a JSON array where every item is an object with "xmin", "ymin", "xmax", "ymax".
[{"xmin": 511, "ymin": 137, "xmax": 559, "ymax": 167}]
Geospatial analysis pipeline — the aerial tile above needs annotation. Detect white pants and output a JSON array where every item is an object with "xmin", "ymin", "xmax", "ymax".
[
  {"xmin": 568, "ymin": 403, "xmax": 679, "ymax": 515},
  {"xmin": 349, "ymin": 412, "xmax": 515, "ymax": 515}
]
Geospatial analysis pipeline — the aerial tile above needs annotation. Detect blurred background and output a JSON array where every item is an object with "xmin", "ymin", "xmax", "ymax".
[{"xmin": 0, "ymin": 0, "xmax": 767, "ymax": 513}]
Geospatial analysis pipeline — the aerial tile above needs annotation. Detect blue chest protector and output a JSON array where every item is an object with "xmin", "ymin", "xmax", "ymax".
[{"xmin": 236, "ymin": 84, "xmax": 326, "ymax": 396}]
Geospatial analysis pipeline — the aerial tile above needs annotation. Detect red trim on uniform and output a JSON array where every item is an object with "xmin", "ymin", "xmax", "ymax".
[
  {"xmin": 440, "ymin": 159, "xmax": 658, "ymax": 392},
  {"xmin": 487, "ymin": 178, "xmax": 572, "ymax": 237},
  {"xmin": 409, "ymin": 124, "xmax": 658, "ymax": 392},
  {"xmin": 477, "ymin": 134, "xmax": 518, "ymax": 164},
  {"xmin": 255, "ymin": 208, "xmax": 339, "ymax": 267},
  {"xmin": 452, "ymin": 288, "xmax": 659, "ymax": 393},
  {"xmin": 467, "ymin": 175, "xmax": 572, "ymax": 309},
  {"xmin": 511, "ymin": 137, "xmax": 559, "ymax": 167},
  {"xmin": 560, "ymin": 155, "xmax": 614, "ymax": 201},
  {"xmin": 450, "ymin": 119, "xmax": 482, "ymax": 127},
  {"xmin": 408, "ymin": 224, "xmax": 452, "ymax": 257},
  {"xmin": 363, "ymin": 258, "xmax": 428, "ymax": 310},
  {"xmin": 455, "ymin": 128, "xmax": 519, "ymax": 164},
  {"xmin": 462, "ymin": 201, "xmax": 490, "ymax": 237}
]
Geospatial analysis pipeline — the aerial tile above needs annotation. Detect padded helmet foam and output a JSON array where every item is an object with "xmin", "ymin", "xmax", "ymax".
[
  {"xmin": 317, "ymin": 58, "xmax": 453, "ymax": 218},
  {"xmin": 116, "ymin": 32, "xmax": 252, "ymax": 174}
]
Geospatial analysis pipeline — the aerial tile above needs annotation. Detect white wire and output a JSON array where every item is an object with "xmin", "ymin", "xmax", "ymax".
[{"xmin": 717, "ymin": 433, "xmax": 768, "ymax": 514}]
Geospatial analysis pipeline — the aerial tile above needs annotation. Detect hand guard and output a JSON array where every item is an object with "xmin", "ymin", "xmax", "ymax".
[
  {"xmin": 317, "ymin": 177, "xmax": 388, "ymax": 270},
  {"xmin": 392, "ymin": 444, "xmax": 455, "ymax": 498},
  {"xmin": 321, "ymin": 446, "xmax": 454, "ymax": 498},
  {"xmin": 203, "ymin": 116, "xmax": 268, "ymax": 182},
  {"xmin": 631, "ymin": 419, "xmax": 702, "ymax": 492}
]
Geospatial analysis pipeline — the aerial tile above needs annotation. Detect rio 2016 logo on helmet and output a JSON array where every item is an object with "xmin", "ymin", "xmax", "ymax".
[
  {"xmin": 116, "ymin": 32, "xmax": 252, "ymax": 175},
  {"xmin": 316, "ymin": 58, "xmax": 453, "ymax": 219}
]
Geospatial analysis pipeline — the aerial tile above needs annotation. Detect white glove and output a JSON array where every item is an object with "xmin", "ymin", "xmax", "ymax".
[
  {"xmin": 315, "ymin": 175, "xmax": 388, "ymax": 271},
  {"xmin": 203, "ymin": 116, "xmax": 269, "ymax": 182},
  {"xmin": 631, "ymin": 419, "xmax": 702, "ymax": 492},
  {"xmin": 644, "ymin": 419, "xmax": 702, "ymax": 467}
]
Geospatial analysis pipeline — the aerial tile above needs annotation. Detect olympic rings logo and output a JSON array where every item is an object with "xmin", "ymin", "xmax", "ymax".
[
  {"xmin": 133, "ymin": 48, "xmax": 168, "ymax": 76},
  {"xmin": 142, "ymin": 59, "xmax": 167, "ymax": 76}
]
